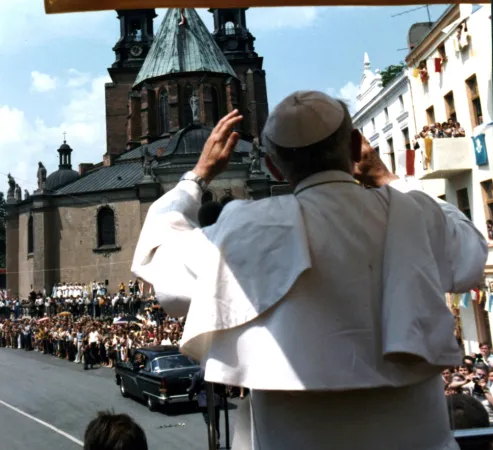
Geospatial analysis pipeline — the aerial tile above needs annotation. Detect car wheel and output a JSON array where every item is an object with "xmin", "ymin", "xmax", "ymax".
[
  {"xmin": 120, "ymin": 381, "xmax": 129, "ymax": 398},
  {"xmin": 147, "ymin": 395, "xmax": 158, "ymax": 412}
]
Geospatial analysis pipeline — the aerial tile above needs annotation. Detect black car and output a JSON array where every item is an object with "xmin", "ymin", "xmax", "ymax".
[{"xmin": 115, "ymin": 346, "xmax": 201, "ymax": 411}]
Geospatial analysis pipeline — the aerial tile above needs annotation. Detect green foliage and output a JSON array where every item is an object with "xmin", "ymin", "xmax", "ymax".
[
  {"xmin": 380, "ymin": 63, "xmax": 407, "ymax": 88},
  {"xmin": 0, "ymin": 192, "xmax": 5, "ymax": 269}
]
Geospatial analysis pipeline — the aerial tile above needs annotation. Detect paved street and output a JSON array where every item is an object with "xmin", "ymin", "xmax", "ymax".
[{"xmin": 0, "ymin": 348, "xmax": 239, "ymax": 450}]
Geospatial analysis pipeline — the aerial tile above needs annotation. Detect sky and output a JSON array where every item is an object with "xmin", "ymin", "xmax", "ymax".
[{"xmin": 0, "ymin": 1, "xmax": 449, "ymax": 195}]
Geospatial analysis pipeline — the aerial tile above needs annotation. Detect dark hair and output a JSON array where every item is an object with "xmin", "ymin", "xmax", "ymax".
[
  {"xmin": 198, "ymin": 201, "xmax": 224, "ymax": 228},
  {"xmin": 447, "ymin": 394, "xmax": 490, "ymax": 430},
  {"xmin": 479, "ymin": 342, "xmax": 490, "ymax": 348},
  {"xmin": 475, "ymin": 362, "xmax": 490, "ymax": 374},
  {"xmin": 84, "ymin": 411, "xmax": 148, "ymax": 450}
]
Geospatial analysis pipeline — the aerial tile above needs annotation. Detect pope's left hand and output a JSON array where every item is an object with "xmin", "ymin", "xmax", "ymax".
[{"xmin": 193, "ymin": 110, "xmax": 243, "ymax": 184}]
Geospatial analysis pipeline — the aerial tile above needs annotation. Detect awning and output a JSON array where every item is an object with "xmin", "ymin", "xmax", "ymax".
[{"xmin": 44, "ymin": 0, "xmax": 473, "ymax": 14}]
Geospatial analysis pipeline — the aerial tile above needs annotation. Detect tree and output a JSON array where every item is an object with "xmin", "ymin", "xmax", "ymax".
[
  {"xmin": 0, "ymin": 192, "xmax": 5, "ymax": 269},
  {"xmin": 380, "ymin": 62, "xmax": 407, "ymax": 88}
]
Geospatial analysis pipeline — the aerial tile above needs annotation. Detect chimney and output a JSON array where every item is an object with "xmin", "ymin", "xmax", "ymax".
[
  {"xmin": 78, "ymin": 163, "xmax": 94, "ymax": 176},
  {"xmin": 103, "ymin": 154, "xmax": 116, "ymax": 167}
]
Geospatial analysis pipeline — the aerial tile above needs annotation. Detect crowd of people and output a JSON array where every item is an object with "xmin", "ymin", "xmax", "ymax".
[
  {"xmin": 443, "ymin": 342, "xmax": 493, "ymax": 429},
  {"xmin": 416, "ymin": 118, "xmax": 466, "ymax": 139},
  {"xmin": 0, "ymin": 281, "xmax": 187, "ymax": 371}
]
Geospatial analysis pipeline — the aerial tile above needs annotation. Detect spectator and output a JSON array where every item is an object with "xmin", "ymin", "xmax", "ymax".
[{"xmin": 84, "ymin": 411, "xmax": 148, "ymax": 450}]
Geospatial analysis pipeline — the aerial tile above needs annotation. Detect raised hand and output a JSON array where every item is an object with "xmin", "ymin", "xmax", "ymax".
[{"xmin": 193, "ymin": 110, "xmax": 243, "ymax": 184}]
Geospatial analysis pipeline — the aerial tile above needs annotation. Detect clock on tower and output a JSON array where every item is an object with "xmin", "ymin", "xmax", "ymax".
[{"xmin": 111, "ymin": 9, "xmax": 156, "ymax": 69}]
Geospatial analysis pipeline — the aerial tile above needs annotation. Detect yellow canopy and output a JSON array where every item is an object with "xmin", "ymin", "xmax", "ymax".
[{"xmin": 45, "ymin": 0, "xmax": 467, "ymax": 14}]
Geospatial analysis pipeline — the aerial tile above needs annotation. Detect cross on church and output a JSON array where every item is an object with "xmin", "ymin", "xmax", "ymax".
[{"xmin": 63, "ymin": 131, "xmax": 67, "ymax": 142}]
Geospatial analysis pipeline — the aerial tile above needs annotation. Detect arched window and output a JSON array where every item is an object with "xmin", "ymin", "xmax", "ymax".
[
  {"xmin": 211, "ymin": 87, "xmax": 220, "ymax": 125},
  {"xmin": 159, "ymin": 89, "xmax": 170, "ymax": 134},
  {"xmin": 27, "ymin": 215, "xmax": 34, "ymax": 254},
  {"xmin": 97, "ymin": 207, "xmax": 116, "ymax": 247},
  {"xmin": 225, "ymin": 21, "xmax": 235, "ymax": 35},
  {"xmin": 183, "ymin": 84, "xmax": 194, "ymax": 126}
]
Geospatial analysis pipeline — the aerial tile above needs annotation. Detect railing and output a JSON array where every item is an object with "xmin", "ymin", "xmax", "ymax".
[
  {"xmin": 416, "ymin": 137, "xmax": 472, "ymax": 180},
  {"xmin": 455, "ymin": 428, "xmax": 493, "ymax": 448}
]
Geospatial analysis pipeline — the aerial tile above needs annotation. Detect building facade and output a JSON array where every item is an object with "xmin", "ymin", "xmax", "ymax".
[
  {"xmin": 406, "ymin": 3, "xmax": 493, "ymax": 354},
  {"xmin": 353, "ymin": 3, "xmax": 492, "ymax": 353},
  {"xmin": 5, "ymin": 8, "xmax": 281, "ymax": 298},
  {"xmin": 352, "ymin": 53, "xmax": 418, "ymax": 183}
]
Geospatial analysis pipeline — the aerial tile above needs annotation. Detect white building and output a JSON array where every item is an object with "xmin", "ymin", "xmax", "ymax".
[
  {"xmin": 406, "ymin": 3, "xmax": 493, "ymax": 355},
  {"xmin": 353, "ymin": 54, "xmax": 418, "ymax": 184},
  {"xmin": 353, "ymin": 3, "xmax": 493, "ymax": 354}
]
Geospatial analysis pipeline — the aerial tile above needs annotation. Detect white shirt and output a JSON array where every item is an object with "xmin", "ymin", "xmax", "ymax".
[{"xmin": 88, "ymin": 331, "xmax": 99, "ymax": 344}]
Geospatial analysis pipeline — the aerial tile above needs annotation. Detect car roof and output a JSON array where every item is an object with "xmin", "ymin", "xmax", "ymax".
[{"xmin": 134, "ymin": 346, "xmax": 185, "ymax": 359}]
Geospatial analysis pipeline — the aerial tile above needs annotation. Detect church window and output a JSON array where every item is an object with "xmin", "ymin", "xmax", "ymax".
[
  {"xmin": 27, "ymin": 215, "xmax": 34, "ymax": 255},
  {"xmin": 183, "ymin": 84, "xmax": 194, "ymax": 126},
  {"xmin": 97, "ymin": 207, "xmax": 116, "ymax": 247},
  {"xmin": 211, "ymin": 87, "xmax": 220, "ymax": 125},
  {"xmin": 225, "ymin": 22, "xmax": 235, "ymax": 35},
  {"xmin": 130, "ymin": 19, "xmax": 143, "ymax": 41},
  {"xmin": 159, "ymin": 89, "xmax": 170, "ymax": 134}
]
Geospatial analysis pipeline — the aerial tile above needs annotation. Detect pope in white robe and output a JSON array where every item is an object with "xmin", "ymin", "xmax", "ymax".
[{"xmin": 132, "ymin": 92, "xmax": 487, "ymax": 450}]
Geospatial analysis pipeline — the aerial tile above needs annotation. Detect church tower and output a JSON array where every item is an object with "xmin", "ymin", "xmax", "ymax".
[
  {"xmin": 209, "ymin": 8, "xmax": 269, "ymax": 139},
  {"xmin": 106, "ymin": 9, "xmax": 157, "ymax": 157}
]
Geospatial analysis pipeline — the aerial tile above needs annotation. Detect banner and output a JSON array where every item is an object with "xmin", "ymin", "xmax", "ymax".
[
  {"xmin": 472, "ymin": 134, "xmax": 488, "ymax": 166},
  {"xmin": 460, "ymin": 292, "xmax": 471, "ymax": 308},
  {"xmin": 405, "ymin": 150, "xmax": 415, "ymax": 176},
  {"xmin": 44, "ymin": 0, "xmax": 474, "ymax": 14}
]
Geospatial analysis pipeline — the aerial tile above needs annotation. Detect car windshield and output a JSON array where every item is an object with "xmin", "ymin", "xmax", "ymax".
[{"xmin": 152, "ymin": 355, "xmax": 197, "ymax": 373}]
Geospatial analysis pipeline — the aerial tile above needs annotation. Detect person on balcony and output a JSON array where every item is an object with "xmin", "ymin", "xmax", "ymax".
[{"xmin": 132, "ymin": 92, "xmax": 487, "ymax": 450}]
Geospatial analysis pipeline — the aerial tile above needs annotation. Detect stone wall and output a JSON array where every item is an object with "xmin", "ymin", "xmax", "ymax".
[
  {"xmin": 5, "ymin": 210, "xmax": 20, "ymax": 297},
  {"xmin": 18, "ymin": 212, "xmax": 34, "ymax": 297},
  {"xmin": 57, "ymin": 199, "xmax": 144, "ymax": 295}
]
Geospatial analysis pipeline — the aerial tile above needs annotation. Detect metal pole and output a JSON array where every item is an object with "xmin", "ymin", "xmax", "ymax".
[
  {"xmin": 206, "ymin": 382, "xmax": 218, "ymax": 450},
  {"xmin": 223, "ymin": 392, "xmax": 231, "ymax": 449}
]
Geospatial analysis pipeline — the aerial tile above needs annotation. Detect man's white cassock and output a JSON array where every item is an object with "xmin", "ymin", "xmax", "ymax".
[{"xmin": 132, "ymin": 170, "xmax": 487, "ymax": 450}]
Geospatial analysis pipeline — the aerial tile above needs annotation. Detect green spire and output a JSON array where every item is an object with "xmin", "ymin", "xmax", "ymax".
[{"xmin": 134, "ymin": 8, "xmax": 237, "ymax": 86}]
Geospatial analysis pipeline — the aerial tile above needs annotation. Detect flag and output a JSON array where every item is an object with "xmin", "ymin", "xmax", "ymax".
[
  {"xmin": 412, "ymin": 67, "xmax": 420, "ymax": 78},
  {"xmin": 460, "ymin": 292, "xmax": 471, "ymax": 308},
  {"xmin": 472, "ymin": 134, "xmax": 488, "ymax": 166},
  {"xmin": 471, "ymin": 288, "xmax": 480, "ymax": 301},
  {"xmin": 487, "ymin": 294, "xmax": 493, "ymax": 313},
  {"xmin": 406, "ymin": 150, "xmax": 415, "ymax": 176},
  {"xmin": 434, "ymin": 58, "xmax": 442, "ymax": 73}
]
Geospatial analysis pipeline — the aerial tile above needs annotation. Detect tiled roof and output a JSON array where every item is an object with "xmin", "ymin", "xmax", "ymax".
[
  {"xmin": 134, "ymin": 8, "xmax": 237, "ymax": 86},
  {"xmin": 118, "ymin": 137, "xmax": 171, "ymax": 161},
  {"xmin": 56, "ymin": 162, "xmax": 145, "ymax": 195},
  {"xmin": 118, "ymin": 126, "xmax": 253, "ymax": 163}
]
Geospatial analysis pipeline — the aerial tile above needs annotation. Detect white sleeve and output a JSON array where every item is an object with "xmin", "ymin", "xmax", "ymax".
[
  {"xmin": 389, "ymin": 179, "xmax": 488, "ymax": 293},
  {"xmin": 131, "ymin": 180, "xmax": 203, "ymax": 318}
]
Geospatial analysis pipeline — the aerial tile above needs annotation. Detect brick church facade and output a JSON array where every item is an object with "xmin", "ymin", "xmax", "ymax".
[{"xmin": 5, "ymin": 8, "xmax": 284, "ymax": 298}]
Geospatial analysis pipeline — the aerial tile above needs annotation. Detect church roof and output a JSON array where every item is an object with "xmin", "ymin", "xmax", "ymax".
[
  {"xmin": 134, "ymin": 8, "xmax": 237, "ymax": 86},
  {"xmin": 118, "ymin": 125, "xmax": 252, "ymax": 162},
  {"xmin": 55, "ymin": 162, "xmax": 145, "ymax": 195},
  {"xmin": 45, "ymin": 168, "xmax": 79, "ymax": 192}
]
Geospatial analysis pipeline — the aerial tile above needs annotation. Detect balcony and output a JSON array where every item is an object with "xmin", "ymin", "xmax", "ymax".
[{"xmin": 418, "ymin": 137, "xmax": 472, "ymax": 180}]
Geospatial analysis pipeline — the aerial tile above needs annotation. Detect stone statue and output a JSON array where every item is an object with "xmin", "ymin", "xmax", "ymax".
[
  {"xmin": 24, "ymin": 189, "xmax": 30, "ymax": 200},
  {"xmin": 141, "ymin": 146, "xmax": 155, "ymax": 179},
  {"xmin": 37, "ymin": 162, "xmax": 47, "ymax": 190},
  {"xmin": 7, "ymin": 174, "xmax": 15, "ymax": 201},
  {"xmin": 249, "ymin": 138, "xmax": 263, "ymax": 175},
  {"xmin": 14, "ymin": 184, "xmax": 22, "ymax": 202},
  {"xmin": 189, "ymin": 90, "xmax": 200, "ymax": 123}
]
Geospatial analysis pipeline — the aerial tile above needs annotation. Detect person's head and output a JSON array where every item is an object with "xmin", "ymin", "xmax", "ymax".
[
  {"xmin": 479, "ymin": 342, "xmax": 490, "ymax": 358},
  {"xmin": 262, "ymin": 91, "xmax": 361, "ymax": 186},
  {"xmin": 84, "ymin": 411, "xmax": 148, "ymax": 450},
  {"xmin": 475, "ymin": 363, "xmax": 489, "ymax": 380},
  {"xmin": 447, "ymin": 394, "xmax": 490, "ymax": 430},
  {"xmin": 459, "ymin": 365, "xmax": 472, "ymax": 377},
  {"xmin": 464, "ymin": 355, "xmax": 475, "ymax": 366},
  {"xmin": 442, "ymin": 368, "xmax": 453, "ymax": 382}
]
